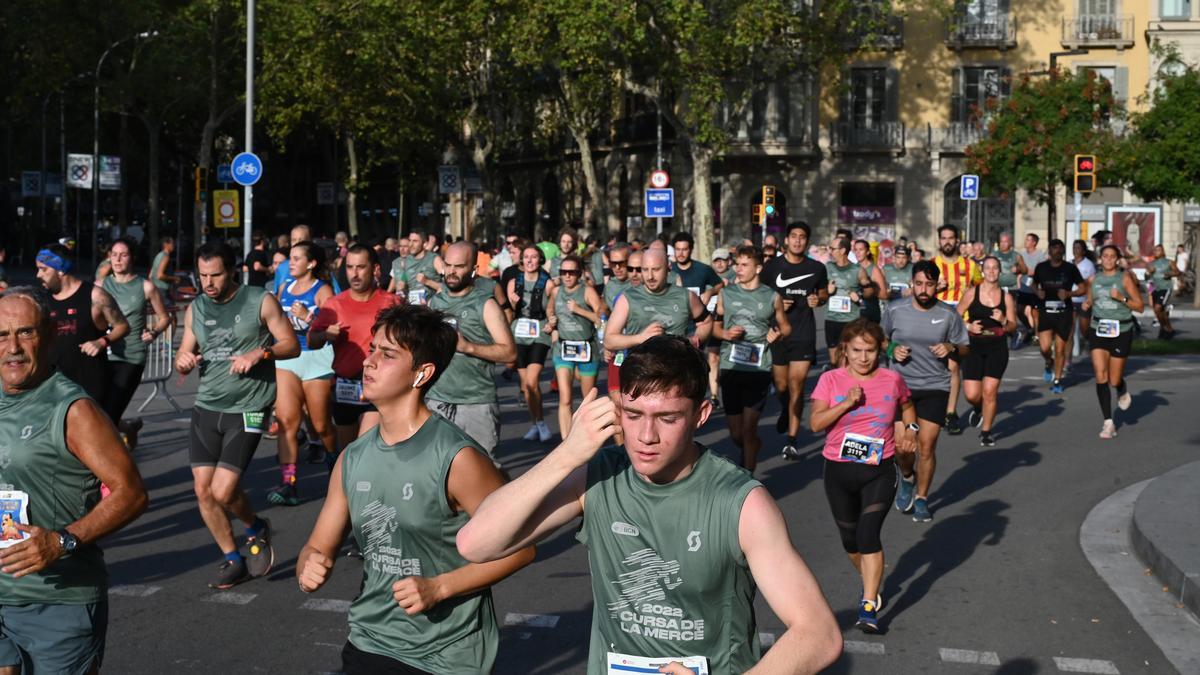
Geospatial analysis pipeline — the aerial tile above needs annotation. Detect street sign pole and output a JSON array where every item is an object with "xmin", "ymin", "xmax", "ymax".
[
  {"xmin": 1072, "ymin": 190, "xmax": 1082, "ymax": 245},
  {"xmin": 243, "ymin": 0, "xmax": 255, "ymax": 284},
  {"xmin": 965, "ymin": 201, "xmax": 971, "ymax": 242}
]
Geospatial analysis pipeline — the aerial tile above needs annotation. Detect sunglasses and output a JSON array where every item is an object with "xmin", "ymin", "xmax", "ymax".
[
  {"xmin": 610, "ymin": 259, "xmax": 628, "ymax": 266},
  {"xmin": 560, "ymin": 268, "xmax": 581, "ymax": 276},
  {"xmin": 627, "ymin": 266, "xmax": 642, "ymax": 272}
]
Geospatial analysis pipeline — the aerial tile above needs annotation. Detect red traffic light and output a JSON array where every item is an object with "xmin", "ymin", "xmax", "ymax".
[
  {"xmin": 1074, "ymin": 154, "xmax": 1096, "ymax": 173},
  {"xmin": 1078, "ymin": 159, "xmax": 1093, "ymax": 171}
]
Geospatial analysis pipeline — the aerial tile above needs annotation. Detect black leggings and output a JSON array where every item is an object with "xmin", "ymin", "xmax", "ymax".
[
  {"xmin": 823, "ymin": 457, "xmax": 897, "ymax": 554},
  {"xmin": 102, "ymin": 361, "xmax": 146, "ymax": 423}
]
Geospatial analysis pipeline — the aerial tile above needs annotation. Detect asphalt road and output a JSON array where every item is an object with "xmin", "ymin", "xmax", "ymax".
[{"xmin": 99, "ymin": 317, "xmax": 1200, "ymax": 674}]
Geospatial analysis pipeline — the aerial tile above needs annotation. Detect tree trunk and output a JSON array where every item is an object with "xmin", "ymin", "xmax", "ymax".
[
  {"xmin": 345, "ymin": 134, "xmax": 359, "ymax": 237},
  {"xmin": 1046, "ymin": 186, "xmax": 1057, "ymax": 241},
  {"xmin": 571, "ymin": 127, "xmax": 605, "ymax": 233},
  {"xmin": 689, "ymin": 143, "xmax": 716, "ymax": 263}
]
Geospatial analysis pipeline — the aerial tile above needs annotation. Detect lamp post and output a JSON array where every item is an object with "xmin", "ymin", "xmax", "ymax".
[{"xmin": 93, "ymin": 30, "xmax": 157, "ymax": 270}]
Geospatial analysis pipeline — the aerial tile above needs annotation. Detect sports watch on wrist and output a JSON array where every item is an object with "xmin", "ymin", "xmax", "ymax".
[
  {"xmin": 57, "ymin": 529, "xmax": 79, "ymax": 555},
  {"xmin": 906, "ymin": 423, "xmax": 920, "ymax": 433}
]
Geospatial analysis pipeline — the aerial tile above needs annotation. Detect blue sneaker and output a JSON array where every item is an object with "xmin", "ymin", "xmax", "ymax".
[
  {"xmin": 912, "ymin": 498, "xmax": 932, "ymax": 522},
  {"xmin": 1050, "ymin": 379, "xmax": 1064, "ymax": 394},
  {"xmin": 894, "ymin": 473, "xmax": 915, "ymax": 513},
  {"xmin": 1043, "ymin": 368, "xmax": 1054, "ymax": 382},
  {"xmin": 856, "ymin": 598, "xmax": 880, "ymax": 633}
]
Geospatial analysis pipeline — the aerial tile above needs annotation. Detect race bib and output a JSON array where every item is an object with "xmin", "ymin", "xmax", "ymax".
[
  {"xmin": 242, "ymin": 411, "xmax": 266, "ymax": 434},
  {"xmin": 515, "ymin": 318, "xmax": 541, "ymax": 339},
  {"xmin": 560, "ymin": 340, "xmax": 592, "ymax": 362},
  {"xmin": 606, "ymin": 652, "xmax": 709, "ymax": 675},
  {"xmin": 1043, "ymin": 300, "xmax": 1066, "ymax": 314},
  {"xmin": 706, "ymin": 295, "xmax": 718, "ymax": 313},
  {"xmin": 335, "ymin": 377, "xmax": 367, "ymax": 405},
  {"xmin": 889, "ymin": 283, "xmax": 908, "ymax": 297},
  {"xmin": 1096, "ymin": 319, "xmax": 1121, "ymax": 338},
  {"xmin": 839, "ymin": 432, "xmax": 885, "ymax": 465},
  {"xmin": 0, "ymin": 491, "xmax": 32, "ymax": 548},
  {"xmin": 829, "ymin": 295, "xmax": 852, "ymax": 313},
  {"xmin": 686, "ymin": 286, "xmax": 701, "ymax": 297},
  {"xmin": 729, "ymin": 342, "xmax": 765, "ymax": 367},
  {"xmin": 407, "ymin": 288, "xmax": 427, "ymax": 305},
  {"xmin": 613, "ymin": 350, "xmax": 626, "ymax": 367}
]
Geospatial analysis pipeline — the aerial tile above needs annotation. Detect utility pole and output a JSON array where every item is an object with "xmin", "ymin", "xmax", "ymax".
[{"xmin": 243, "ymin": 0, "xmax": 255, "ymax": 283}]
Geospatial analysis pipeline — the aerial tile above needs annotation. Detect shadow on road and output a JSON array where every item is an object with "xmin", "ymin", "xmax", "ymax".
[
  {"xmin": 929, "ymin": 442, "xmax": 1040, "ymax": 513},
  {"xmin": 495, "ymin": 605, "xmax": 592, "ymax": 675},
  {"xmin": 1115, "ymin": 388, "xmax": 1169, "ymax": 427},
  {"xmin": 994, "ymin": 384, "xmax": 1065, "ymax": 434}
]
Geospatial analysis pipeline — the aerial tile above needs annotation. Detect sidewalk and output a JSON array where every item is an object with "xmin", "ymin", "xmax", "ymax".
[{"xmin": 1131, "ymin": 462, "xmax": 1200, "ymax": 619}]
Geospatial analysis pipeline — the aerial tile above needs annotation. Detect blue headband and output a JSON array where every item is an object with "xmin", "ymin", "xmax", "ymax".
[{"xmin": 36, "ymin": 249, "xmax": 73, "ymax": 274}]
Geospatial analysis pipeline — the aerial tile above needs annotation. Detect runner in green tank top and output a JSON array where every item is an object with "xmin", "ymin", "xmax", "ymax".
[
  {"xmin": 1082, "ymin": 245, "xmax": 1145, "ymax": 439},
  {"xmin": 459, "ymin": 336, "xmax": 842, "ymax": 675},
  {"xmin": 175, "ymin": 242, "xmax": 300, "ymax": 590},
  {"xmin": 882, "ymin": 246, "xmax": 912, "ymax": 305},
  {"xmin": 605, "ymin": 248, "xmax": 711, "ymax": 369},
  {"xmin": 1147, "ymin": 244, "xmax": 1178, "ymax": 338},
  {"xmin": 547, "ymin": 254, "xmax": 604, "ymax": 439},
  {"xmin": 101, "ymin": 238, "xmax": 171, "ymax": 444},
  {"xmin": 824, "ymin": 238, "xmax": 873, "ymax": 367},
  {"xmin": 297, "ymin": 303, "xmax": 533, "ymax": 675},
  {"xmin": 149, "ymin": 237, "xmax": 180, "ymax": 294},
  {"xmin": 0, "ymin": 287, "xmax": 148, "ymax": 672},
  {"xmin": 994, "ymin": 232, "xmax": 1021, "ymax": 291},
  {"xmin": 401, "ymin": 231, "xmax": 443, "ymax": 305},
  {"xmin": 715, "ymin": 246, "xmax": 790, "ymax": 472}
]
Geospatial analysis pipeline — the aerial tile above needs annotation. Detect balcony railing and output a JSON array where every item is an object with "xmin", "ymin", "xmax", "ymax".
[
  {"xmin": 1061, "ymin": 15, "xmax": 1135, "ymax": 49},
  {"xmin": 830, "ymin": 121, "xmax": 905, "ymax": 153},
  {"xmin": 845, "ymin": 14, "xmax": 904, "ymax": 51},
  {"xmin": 945, "ymin": 15, "xmax": 1017, "ymax": 50},
  {"xmin": 927, "ymin": 122, "xmax": 988, "ymax": 153}
]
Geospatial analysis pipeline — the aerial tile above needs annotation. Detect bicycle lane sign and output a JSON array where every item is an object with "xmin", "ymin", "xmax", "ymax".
[{"xmin": 231, "ymin": 152, "xmax": 262, "ymax": 187}]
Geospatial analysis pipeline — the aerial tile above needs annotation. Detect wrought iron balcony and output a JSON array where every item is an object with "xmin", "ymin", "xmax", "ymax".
[
  {"xmin": 1061, "ymin": 15, "xmax": 1135, "ymax": 49},
  {"xmin": 830, "ymin": 121, "xmax": 905, "ymax": 153},
  {"xmin": 927, "ymin": 122, "xmax": 987, "ymax": 153},
  {"xmin": 845, "ymin": 14, "xmax": 904, "ymax": 51},
  {"xmin": 945, "ymin": 15, "xmax": 1017, "ymax": 50}
]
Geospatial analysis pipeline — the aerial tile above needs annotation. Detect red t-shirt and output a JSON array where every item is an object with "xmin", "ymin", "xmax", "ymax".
[
  {"xmin": 812, "ymin": 367, "xmax": 910, "ymax": 463},
  {"xmin": 309, "ymin": 289, "xmax": 400, "ymax": 378}
]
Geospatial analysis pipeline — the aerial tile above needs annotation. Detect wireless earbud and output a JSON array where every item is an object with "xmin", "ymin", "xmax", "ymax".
[{"xmin": 413, "ymin": 372, "xmax": 425, "ymax": 388}]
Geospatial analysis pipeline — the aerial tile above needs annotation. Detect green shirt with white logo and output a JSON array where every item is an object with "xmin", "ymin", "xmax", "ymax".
[
  {"xmin": 825, "ymin": 261, "xmax": 863, "ymax": 322},
  {"xmin": 342, "ymin": 416, "xmax": 497, "ymax": 673},
  {"xmin": 192, "ymin": 285, "xmax": 276, "ymax": 413},
  {"xmin": 428, "ymin": 286, "xmax": 497, "ymax": 404},
  {"xmin": 719, "ymin": 283, "xmax": 775, "ymax": 372},
  {"xmin": 604, "ymin": 278, "xmax": 631, "ymax": 310},
  {"xmin": 1091, "ymin": 271, "xmax": 1134, "ymax": 331},
  {"xmin": 622, "ymin": 285, "xmax": 691, "ymax": 338},
  {"xmin": 554, "ymin": 284, "xmax": 595, "ymax": 342},
  {"xmin": 102, "ymin": 275, "xmax": 149, "ymax": 365},
  {"xmin": 1149, "ymin": 258, "xmax": 1171, "ymax": 288},
  {"xmin": 994, "ymin": 250, "xmax": 1020, "ymax": 290},
  {"xmin": 882, "ymin": 264, "xmax": 912, "ymax": 303},
  {"xmin": 577, "ymin": 445, "xmax": 762, "ymax": 675}
]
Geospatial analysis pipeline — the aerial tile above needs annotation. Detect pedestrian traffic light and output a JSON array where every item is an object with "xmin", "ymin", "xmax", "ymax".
[
  {"xmin": 752, "ymin": 203, "xmax": 763, "ymax": 225},
  {"xmin": 1074, "ymin": 154, "xmax": 1096, "ymax": 194},
  {"xmin": 762, "ymin": 185, "xmax": 776, "ymax": 217}
]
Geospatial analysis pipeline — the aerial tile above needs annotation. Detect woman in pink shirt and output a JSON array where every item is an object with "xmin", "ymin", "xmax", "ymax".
[{"xmin": 811, "ymin": 318, "xmax": 918, "ymax": 633}]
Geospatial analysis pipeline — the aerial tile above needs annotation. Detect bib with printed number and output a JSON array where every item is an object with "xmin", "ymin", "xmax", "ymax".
[
  {"xmin": 335, "ymin": 377, "xmax": 367, "ymax": 405},
  {"xmin": 242, "ymin": 411, "xmax": 266, "ymax": 434},
  {"xmin": 889, "ymin": 283, "xmax": 908, "ymax": 296},
  {"xmin": 515, "ymin": 318, "xmax": 541, "ymax": 339},
  {"xmin": 0, "ymin": 490, "xmax": 32, "ymax": 548},
  {"xmin": 1096, "ymin": 319, "xmax": 1120, "ymax": 338},
  {"xmin": 1043, "ymin": 299, "xmax": 1066, "ymax": 313},
  {"xmin": 839, "ymin": 432, "xmax": 884, "ymax": 465},
  {"xmin": 606, "ymin": 652, "xmax": 709, "ymax": 675},
  {"xmin": 728, "ymin": 342, "xmax": 765, "ymax": 367},
  {"xmin": 829, "ymin": 295, "xmax": 852, "ymax": 313},
  {"xmin": 407, "ymin": 288, "xmax": 427, "ymax": 305},
  {"xmin": 560, "ymin": 340, "xmax": 592, "ymax": 363}
]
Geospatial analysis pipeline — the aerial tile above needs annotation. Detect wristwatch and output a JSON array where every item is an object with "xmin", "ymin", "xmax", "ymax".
[
  {"xmin": 57, "ymin": 529, "xmax": 79, "ymax": 556},
  {"xmin": 906, "ymin": 423, "xmax": 920, "ymax": 433}
]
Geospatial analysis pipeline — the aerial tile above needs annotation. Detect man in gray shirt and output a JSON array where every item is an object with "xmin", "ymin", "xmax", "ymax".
[{"xmin": 883, "ymin": 260, "xmax": 969, "ymax": 524}]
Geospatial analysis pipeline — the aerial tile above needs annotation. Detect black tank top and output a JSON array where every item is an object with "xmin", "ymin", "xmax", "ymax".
[
  {"xmin": 49, "ymin": 282, "xmax": 108, "ymax": 400},
  {"xmin": 967, "ymin": 285, "xmax": 1006, "ymax": 340}
]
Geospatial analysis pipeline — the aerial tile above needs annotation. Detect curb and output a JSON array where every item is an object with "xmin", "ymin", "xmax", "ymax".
[{"xmin": 1130, "ymin": 462, "xmax": 1200, "ymax": 619}]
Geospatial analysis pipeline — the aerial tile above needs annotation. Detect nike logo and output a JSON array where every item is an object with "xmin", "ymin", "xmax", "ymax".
[
  {"xmin": 932, "ymin": 319, "xmax": 945, "ymax": 324},
  {"xmin": 776, "ymin": 273, "xmax": 814, "ymax": 287}
]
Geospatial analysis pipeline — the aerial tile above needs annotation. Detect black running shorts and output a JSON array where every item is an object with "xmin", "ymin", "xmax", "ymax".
[
  {"xmin": 189, "ymin": 406, "xmax": 270, "ymax": 473},
  {"xmin": 910, "ymin": 389, "xmax": 950, "ymax": 425}
]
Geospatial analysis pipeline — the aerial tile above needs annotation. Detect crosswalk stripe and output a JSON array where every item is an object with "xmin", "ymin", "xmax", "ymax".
[
  {"xmin": 203, "ymin": 592, "xmax": 257, "ymax": 605},
  {"xmin": 843, "ymin": 640, "xmax": 885, "ymax": 655},
  {"xmin": 503, "ymin": 612, "xmax": 560, "ymax": 628},
  {"xmin": 302, "ymin": 598, "xmax": 352, "ymax": 612},
  {"xmin": 940, "ymin": 648, "xmax": 1001, "ymax": 666},
  {"xmin": 1053, "ymin": 657, "xmax": 1120, "ymax": 674},
  {"xmin": 109, "ymin": 584, "xmax": 162, "ymax": 597}
]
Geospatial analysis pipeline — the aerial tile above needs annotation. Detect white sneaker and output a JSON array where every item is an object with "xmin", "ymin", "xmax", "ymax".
[
  {"xmin": 522, "ymin": 425, "xmax": 540, "ymax": 441},
  {"xmin": 1117, "ymin": 391, "xmax": 1132, "ymax": 411},
  {"xmin": 1099, "ymin": 419, "xmax": 1117, "ymax": 439},
  {"xmin": 536, "ymin": 420, "xmax": 553, "ymax": 442}
]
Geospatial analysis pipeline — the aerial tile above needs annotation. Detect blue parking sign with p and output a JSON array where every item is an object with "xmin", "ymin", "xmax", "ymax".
[{"xmin": 960, "ymin": 174, "xmax": 979, "ymax": 201}]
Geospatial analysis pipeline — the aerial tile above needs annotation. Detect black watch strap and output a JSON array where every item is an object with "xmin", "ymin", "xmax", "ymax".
[{"xmin": 57, "ymin": 529, "xmax": 79, "ymax": 555}]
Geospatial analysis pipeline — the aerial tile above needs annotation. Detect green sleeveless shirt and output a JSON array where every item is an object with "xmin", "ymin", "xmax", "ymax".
[
  {"xmin": 403, "ymin": 252, "xmax": 439, "ymax": 285},
  {"xmin": 719, "ymin": 284, "xmax": 775, "ymax": 372},
  {"xmin": 623, "ymin": 285, "xmax": 691, "ymax": 338},
  {"xmin": 577, "ymin": 445, "xmax": 762, "ymax": 675},
  {"xmin": 1148, "ymin": 258, "xmax": 1171, "ymax": 288},
  {"xmin": 150, "ymin": 251, "xmax": 170, "ymax": 292},
  {"xmin": 192, "ymin": 285, "xmax": 276, "ymax": 413},
  {"xmin": 428, "ymin": 286, "xmax": 497, "ymax": 404},
  {"xmin": 604, "ymin": 278, "xmax": 631, "ymax": 310},
  {"xmin": 342, "ymin": 416, "xmax": 497, "ymax": 673},
  {"xmin": 555, "ymin": 284, "xmax": 596, "ymax": 342},
  {"xmin": 825, "ymin": 261, "xmax": 862, "ymax": 322},
  {"xmin": 102, "ymin": 275, "xmax": 148, "ymax": 365},
  {"xmin": 1091, "ymin": 271, "xmax": 1134, "ymax": 331},
  {"xmin": 0, "ymin": 373, "xmax": 105, "ymax": 604},
  {"xmin": 994, "ymin": 250, "xmax": 1020, "ymax": 289},
  {"xmin": 882, "ymin": 264, "xmax": 911, "ymax": 303}
]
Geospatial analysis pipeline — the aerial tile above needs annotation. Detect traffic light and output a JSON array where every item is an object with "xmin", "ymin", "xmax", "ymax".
[
  {"xmin": 1074, "ymin": 154, "xmax": 1096, "ymax": 193},
  {"xmin": 762, "ymin": 185, "xmax": 776, "ymax": 218},
  {"xmin": 752, "ymin": 203, "xmax": 763, "ymax": 225},
  {"xmin": 194, "ymin": 166, "xmax": 208, "ymax": 203}
]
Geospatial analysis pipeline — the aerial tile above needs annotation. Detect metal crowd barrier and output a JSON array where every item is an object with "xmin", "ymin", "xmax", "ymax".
[{"xmin": 137, "ymin": 323, "xmax": 182, "ymax": 414}]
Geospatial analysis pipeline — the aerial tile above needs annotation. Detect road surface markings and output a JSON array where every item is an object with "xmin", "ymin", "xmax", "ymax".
[
  {"xmin": 503, "ymin": 612, "xmax": 560, "ymax": 628},
  {"xmin": 110, "ymin": 584, "xmax": 162, "ymax": 597},
  {"xmin": 302, "ymin": 598, "xmax": 352, "ymax": 612},
  {"xmin": 843, "ymin": 640, "xmax": 886, "ymax": 655},
  {"xmin": 940, "ymin": 648, "xmax": 1001, "ymax": 666},
  {"xmin": 1053, "ymin": 657, "xmax": 1120, "ymax": 674},
  {"xmin": 203, "ymin": 592, "xmax": 257, "ymax": 605}
]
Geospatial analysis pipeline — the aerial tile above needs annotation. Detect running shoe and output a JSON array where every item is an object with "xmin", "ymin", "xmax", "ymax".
[
  {"xmin": 264, "ymin": 419, "xmax": 279, "ymax": 440},
  {"xmin": 780, "ymin": 445, "xmax": 801, "ymax": 461},
  {"xmin": 1117, "ymin": 390, "xmax": 1132, "ymax": 411},
  {"xmin": 856, "ymin": 598, "xmax": 880, "ymax": 634},
  {"xmin": 208, "ymin": 558, "xmax": 250, "ymax": 590},
  {"xmin": 944, "ymin": 412, "xmax": 963, "ymax": 436},
  {"xmin": 245, "ymin": 519, "xmax": 274, "ymax": 578},
  {"xmin": 980, "ymin": 430, "xmax": 996, "ymax": 447},
  {"xmin": 894, "ymin": 473, "xmax": 915, "ymax": 513},
  {"xmin": 305, "ymin": 444, "xmax": 325, "ymax": 464},
  {"xmin": 1050, "ymin": 379, "xmax": 1064, "ymax": 395},
  {"xmin": 522, "ymin": 425, "xmax": 540, "ymax": 441},
  {"xmin": 266, "ymin": 483, "xmax": 300, "ymax": 507},
  {"xmin": 536, "ymin": 420, "xmax": 553, "ymax": 442},
  {"xmin": 912, "ymin": 498, "xmax": 933, "ymax": 522},
  {"xmin": 966, "ymin": 407, "xmax": 982, "ymax": 429},
  {"xmin": 1010, "ymin": 330, "xmax": 1023, "ymax": 351},
  {"xmin": 1099, "ymin": 419, "xmax": 1117, "ymax": 439},
  {"xmin": 1043, "ymin": 367, "xmax": 1054, "ymax": 383},
  {"xmin": 775, "ymin": 408, "xmax": 788, "ymax": 434}
]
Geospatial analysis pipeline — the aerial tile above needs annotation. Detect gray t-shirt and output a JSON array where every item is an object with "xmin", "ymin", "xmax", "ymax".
[
  {"xmin": 1018, "ymin": 249, "xmax": 1046, "ymax": 294},
  {"xmin": 882, "ymin": 301, "xmax": 969, "ymax": 391}
]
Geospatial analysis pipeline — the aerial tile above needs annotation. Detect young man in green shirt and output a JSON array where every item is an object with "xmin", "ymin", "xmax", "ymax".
[{"xmin": 459, "ymin": 336, "xmax": 841, "ymax": 674}]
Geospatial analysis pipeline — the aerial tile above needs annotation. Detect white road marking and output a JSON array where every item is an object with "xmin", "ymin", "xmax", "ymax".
[
  {"xmin": 759, "ymin": 633, "xmax": 776, "ymax": 647},
  {"xmin": 109, "ymin": 584, "xmax": 162, "ymax": 597},
  {"xmin": 301, "ymin": 598, "xmax": 352, "ymax": 612},
  {"xmin": 940, "ymin": 648, "xmax": 1001, "ymax": 666},
  {"xmin": 203, "ymin": 591, "xmax": 257, "ymax": 605},
  {"xmin": 503, "ymin": 612, "xmax": 560, "ymax": 628},
  {"xmin": 843, "ymin": 640, "xmax": 885, "ymax": 655},
  {"xmin": 1053, "ymin": 657, "xmax": 1120, "ymax": 674}
]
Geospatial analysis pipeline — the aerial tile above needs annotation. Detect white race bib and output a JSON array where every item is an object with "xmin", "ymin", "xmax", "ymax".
[
  {"xmin": 560, "ymin": 340, "xmax": 592, "ymax": 363},
  {"xmin": 515, "ymin": 318, "xmax": 541, "ymax": 339},
  {"xmin": 407, "ymin": 288, "xmax": 427, "ymax": 305},
  {"xmin": 839, "ymin": 432, "xmax": 885, "ymax": 465},
  {"xmin": 729, "ymin": 342, "xmax": 765, "ymax": 367},
  {"xmin": 829, "ymin": 295, "xmax": 852, "ymax": 313},
  {"xmin": 0, "ymin": 490, "xmax": 32, "ymax": 548},
  {"xmin": 1096, "ymin": 319, "xmax": 1121, "ymax": 338},
  {"xmin": 606, "ymin": 652, "xmax": 709, "ymax": 675},
  {"xmin": 706, "ymin": 295, "xmax": 718, "ymax": 313},
  {"xmin": 686, "ymin": 286, "xmax": 701, "ymax": 297},
  {"xmin": 1043, "ymin": 300, "xmax": 1066, "ymax": 314},
  {"xmin": 613, "ymin": 350, "xmax": 626, "ymax": 367},
  {"xmin": 335, "ymin": 377, "xmax": 367, "ymax": 405},
  {"xmin": 889, "ymin": 283, "xmax": 908, "ymax": 296}
]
